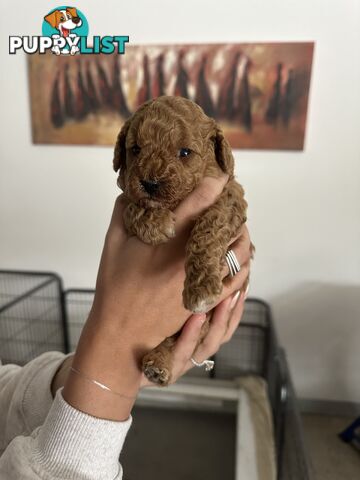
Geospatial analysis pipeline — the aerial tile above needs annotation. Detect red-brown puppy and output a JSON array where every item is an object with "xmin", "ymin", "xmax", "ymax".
[{"xmin": 114, "ymin": 96, "xmax": 249, "ymax": 385}]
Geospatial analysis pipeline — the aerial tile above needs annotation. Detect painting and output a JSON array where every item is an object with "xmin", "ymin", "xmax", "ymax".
[{"xmin": 28, "ymin": 42, "xmax": 314, "ymax": 150}]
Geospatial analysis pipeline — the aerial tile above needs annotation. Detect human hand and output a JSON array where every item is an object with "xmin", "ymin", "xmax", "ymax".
[
  {"xmin": 140, "ymin": 229, "xmax": 251, "ymax": 388},
  {"xmin": 63, "ymin": 175, "xmax": 252, "ymax": 420},
  {"xmin": 55, "ymin": 229, "xmax": 251, "ymax": 396},
  {"xmin": 53, "ymin": 289, "xmax": 247, "ymax": 395},
  {"xmin": 88, "ymin": 175, "xmax": 251, "ymax": 355}
]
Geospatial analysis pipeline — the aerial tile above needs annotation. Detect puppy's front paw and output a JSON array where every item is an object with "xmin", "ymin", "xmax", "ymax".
[
  {"xmin": 124, "ymin": 204, "xmax": 175, "ymax": 245},
  {"xmin": 183, "ymin": 275, "xmax": 223, "ymax": 313},
  {"xmin": 142, "ymin": 356, "xmax": 171, "ymax": 386},
  {"xmin": 144, "ymin": 209, "xmax": 175, "ymax": 245},
  {"xmin": 183, "ymin": 290, "xmax": 218, "ymax": 313}
]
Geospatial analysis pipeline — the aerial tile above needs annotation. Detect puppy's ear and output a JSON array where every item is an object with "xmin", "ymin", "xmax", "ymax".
[
  {"xmin": 44, "ymin": 11, "xmax": 59, "ymax": 28},
  {"xmin": 113, "ymin": 118, "xmax": 131, "ymax": 173},
  {"xmin": 66, "ymin": 7, "xmax": 78, "ymax": 18},
  {"xmin": 213, "ymin": 125, "xmax": 234, "ymax": 175}
]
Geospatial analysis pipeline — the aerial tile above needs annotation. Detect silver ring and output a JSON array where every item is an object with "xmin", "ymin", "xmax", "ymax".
[
  {"xmin": 191, "ymin": 357, "xmax": 215, "ymax": 371},
  {"xmin": 225, "ymin": 249, "xmax": 241, "ymax": 277}
]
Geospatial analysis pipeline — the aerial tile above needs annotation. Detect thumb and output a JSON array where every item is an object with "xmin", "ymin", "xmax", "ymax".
[{"xmin": 174, "ymin": 174, "xmax": 228, "ymax": 234}]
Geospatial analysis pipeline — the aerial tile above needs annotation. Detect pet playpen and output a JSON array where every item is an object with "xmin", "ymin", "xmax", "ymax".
[{"xmin": 0, "ymin": 270, "xmax": 313, "ymax": 479}]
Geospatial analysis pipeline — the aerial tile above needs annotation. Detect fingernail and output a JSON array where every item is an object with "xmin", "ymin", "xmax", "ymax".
[
  {"xmin": 194, "ymin": 313, "xmax": 207, "ymax": 324},
  {"xmin": 245, "ymin": 282, "xmax": 250, "ymax": 299},
  {"xmin": 230, "ymin": 290, "xmax": 240, "ymax": 310}
]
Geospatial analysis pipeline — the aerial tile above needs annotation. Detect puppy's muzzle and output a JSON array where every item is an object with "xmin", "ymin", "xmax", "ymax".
[{"xmin": 140, "ymin": 179, "xmax": 160, "ymax": 196}]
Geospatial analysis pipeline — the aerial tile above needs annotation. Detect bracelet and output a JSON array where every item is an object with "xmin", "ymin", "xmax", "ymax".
[{"xmin": 69, "ymin": 367, "xmax": 137, "ymax": 400}]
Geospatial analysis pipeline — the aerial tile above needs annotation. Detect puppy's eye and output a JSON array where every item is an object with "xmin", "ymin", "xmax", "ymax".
[
  {"xmin": 178, "ymin": 148, "xmax": 192, "ymax": 158},
  {"xmin": 60, "ymin": 16, "xmax": 65, "ymax": 21},
  {"xmin": 131, "ymin": 144, "xmax": 141, "ymax": 156}
]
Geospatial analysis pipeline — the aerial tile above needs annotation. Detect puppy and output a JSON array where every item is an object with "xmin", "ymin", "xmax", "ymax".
[
  {"xmin": 44, "ymin": 7, "xmax": 82, "ymax": 55},
  {"xmin": 113, "ymin": 96, "xmax": 250, "ymax": 385},
  {"xmin": 44, "ymin": 7, "xmax": 82, "ymax": 37}
]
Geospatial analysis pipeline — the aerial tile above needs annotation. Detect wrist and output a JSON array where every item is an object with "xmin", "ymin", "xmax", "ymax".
[
  {"xmin": 88, "ymin": 303, "xmax": 163, "ymax": 359},
  {"xmin": 62, "ymin": 311, "xmax": 143, "ymax": 421},
  {"xmin": 51, "ymin": 355, "xmax": 74, "ymax": 397}
]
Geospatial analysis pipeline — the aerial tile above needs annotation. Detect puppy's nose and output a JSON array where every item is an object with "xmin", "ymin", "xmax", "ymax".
[
  {"xmin": 72, "ymin": 16, "xmax": 81, "ymax": 24},
  {"xmin": 140, "ymin": 179, "xmax": 160, "ymax": 195}
]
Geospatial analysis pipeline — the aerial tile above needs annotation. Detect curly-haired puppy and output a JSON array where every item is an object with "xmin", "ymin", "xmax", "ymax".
[{"xmin": 113, "ymin": 96, "xmax": 249, "ymax": 385}]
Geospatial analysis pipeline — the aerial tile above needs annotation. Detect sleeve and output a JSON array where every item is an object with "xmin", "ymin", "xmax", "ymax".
[
  {"xmin": 0, "ymin": 389, "xmax": 132, "ymax": 479},
  {"xmin": 0, "ymin": 351, "xmax": 69, "ymax": 453}
]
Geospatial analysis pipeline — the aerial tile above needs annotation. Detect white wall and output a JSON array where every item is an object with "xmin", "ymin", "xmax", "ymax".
[{"xmin": 1, "ymin": 0, "xmax": 359, "ymax": 402}]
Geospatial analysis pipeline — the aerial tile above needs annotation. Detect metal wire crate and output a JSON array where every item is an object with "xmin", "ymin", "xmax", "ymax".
[
  {"xmin": 0, "ymin": 272, "xmax": 313, "ymax": 479},
  {"xmin": 0, "ymin": 270, "xmax": 69, "ymax": 364},
  {"xmin": 64, "ymin": 289, "xmax": 313, "ymax": 480}
]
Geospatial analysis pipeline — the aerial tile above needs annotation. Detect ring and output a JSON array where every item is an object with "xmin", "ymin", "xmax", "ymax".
[
  {"xmin": 191, "ymin": 357, "xmax": 215, "ymax": 371},
  {"xmin": 225, "ymin": 249, "xmax": 241, "ymax": 277}
]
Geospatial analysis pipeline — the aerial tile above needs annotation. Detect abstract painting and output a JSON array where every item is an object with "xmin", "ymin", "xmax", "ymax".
[{"xmin": 28, "ymin": 42, "xmax": 314, "ymax": 150}]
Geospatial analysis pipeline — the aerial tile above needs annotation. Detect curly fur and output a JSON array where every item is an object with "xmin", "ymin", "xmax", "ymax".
[{"xmin": 113, "ymin": 96, "xmax": 250, "ymax": 385}]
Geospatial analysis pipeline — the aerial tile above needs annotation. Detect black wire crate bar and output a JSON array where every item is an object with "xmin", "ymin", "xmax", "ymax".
[{"xmin": 0, "ymin": 270, "xmax": 69, "ymax": 365}]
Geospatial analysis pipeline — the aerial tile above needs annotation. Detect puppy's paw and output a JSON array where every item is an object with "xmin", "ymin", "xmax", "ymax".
[
  {"xmin": 183, "ymin": 275, "xmax": 223, "ymax": 313},
  {"xmin": 142, "ymin": 359, "xmax": 171, "ymax": 386},
  {"xmin": 183, "ymin": 268, "xmax": 223, "ymax": 313},
  {"xmin": 183, "ymin": 291, "xmax": 219, "ymax": 313},
  {"xmin": 124, "ymin": 204, "xmax": 175, "ymax": 245},
  {"xmin": 144, "ymin": 209, "xmax": 175, "ymax": 245}
]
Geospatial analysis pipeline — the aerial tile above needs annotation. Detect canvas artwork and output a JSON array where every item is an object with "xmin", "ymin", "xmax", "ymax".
[{"xmin": 28, "ymin": 42, "xmax": 314, "ymax": 150}]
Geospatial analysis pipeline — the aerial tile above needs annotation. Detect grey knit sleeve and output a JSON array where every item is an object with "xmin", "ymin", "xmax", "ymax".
[
  {"xmin": 0, "ymin": 389, "xmax": 132, "ymax": 479},
  {"xmin": 0, "ymin": 351, "xmax": 69, "ymax": 453}
]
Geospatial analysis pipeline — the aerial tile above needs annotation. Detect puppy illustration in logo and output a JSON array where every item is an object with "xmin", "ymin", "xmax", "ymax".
[{"xmin": 44, "ymin": 7, "xmax": 82, "ymax": 55}]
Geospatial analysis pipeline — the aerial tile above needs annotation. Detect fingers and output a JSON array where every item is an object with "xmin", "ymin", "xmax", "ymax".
[
  {"xmin": 170, "ymin": 313, "xmax": 207, "ymax": 382},
  {"xmin": 227, "ymin": 223, "xmax": 250, "ymax": 248},
  {"xmin": 174, "ymin": 174, "xmax": 229, "ymax": 234},
  {"xmin": 221, "ymin": 291, "xmax": 246, "ymax": 343},
  {"xmin": 218, "ymin": 260, "xmax": 250, "ymax": 306},
  {"xmin": 193, "ymin": 295, "xmax": 233, "ymax": 357},
  {"xmin": 156, "ymin": 290, "xmax": 248, "ymax": 386},
  {"xmin": 106, "ymin": 194, "xmax": 128, "ymax": 242},
  {"xmin": 113, "ymin": 194, "xmax": 127, "ymax": 217},
  {"xmin": 183, "ymin": 291, "xmax": 246, "ymax": 374},
  {"xmin": 223, "ymin": 230, "xmax": 252, "ymax": 279}
]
